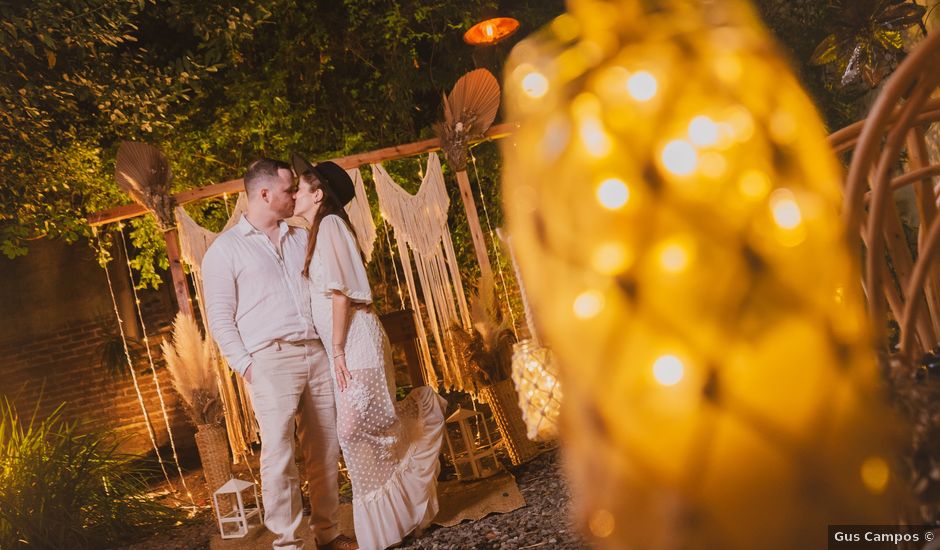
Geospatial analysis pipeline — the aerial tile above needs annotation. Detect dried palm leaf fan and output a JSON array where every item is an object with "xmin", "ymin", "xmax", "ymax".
[
  {"xmin": 115, "ymin": 141, "xmax": 175, "ymax": 230},
  {"xmin": 435, "ymin": 68, "xmax": 501, "ymax": 171}
]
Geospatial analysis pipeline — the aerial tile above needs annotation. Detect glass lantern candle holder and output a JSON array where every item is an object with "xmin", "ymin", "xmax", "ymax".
[{"xmin": 444, "ymin": 407, "xmax": 501, "ymax": 480}]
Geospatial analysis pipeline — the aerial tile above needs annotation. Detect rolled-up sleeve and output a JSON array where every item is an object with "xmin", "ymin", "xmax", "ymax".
[{"xmin": 202, "ymin": 244, "xmax": 252, "ymax": 375}]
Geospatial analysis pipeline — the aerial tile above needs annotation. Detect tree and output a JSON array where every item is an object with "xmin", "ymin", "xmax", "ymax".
[{"xmin": 0, "ymin": 0, "xmax": 564, "ymax": 287}]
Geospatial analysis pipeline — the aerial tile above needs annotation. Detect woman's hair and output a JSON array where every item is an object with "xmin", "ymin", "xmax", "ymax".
[{"xmin": 300, "ymin": 172, "xmax": 363, "ymax": 278}]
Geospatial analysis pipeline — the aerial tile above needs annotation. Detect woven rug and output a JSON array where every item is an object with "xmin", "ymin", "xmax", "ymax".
[
  {"xmin": 432, "ymin": 471, "xmax": 526, "ymax": 527},
  {"xmin": 211, "ymin": 472, "xmax": 525, "ymax": 548}
]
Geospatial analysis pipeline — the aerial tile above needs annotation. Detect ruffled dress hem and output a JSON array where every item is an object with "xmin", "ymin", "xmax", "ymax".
[{"xmin": 351, "ymin": 387, "xmax": 447, "ymax": 550}]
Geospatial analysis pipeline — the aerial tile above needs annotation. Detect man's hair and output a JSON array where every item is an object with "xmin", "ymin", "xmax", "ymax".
[{"xmin": 244, "ymin": 158, "xmax": 291, "ymax": 195}]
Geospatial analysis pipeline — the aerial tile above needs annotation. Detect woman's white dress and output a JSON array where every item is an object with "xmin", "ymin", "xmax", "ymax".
[{"xmin": 307, "ymin": 214, "xmax": 446, "ymax": 550}]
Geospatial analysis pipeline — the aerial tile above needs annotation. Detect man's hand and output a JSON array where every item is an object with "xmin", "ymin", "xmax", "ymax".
[
  {"xmin": 244, "ymin": 364, "xmax": 253, "ymax": 384},
  {"xmin": 333, "ymin": 355, "xmax": 352, "ymax": 392}
]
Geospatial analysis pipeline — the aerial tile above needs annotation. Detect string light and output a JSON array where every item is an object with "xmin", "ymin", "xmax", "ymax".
[
  {"xmin": 522, "ymin": 71, "xmax": 549, "ymax": 98},
  {"xmin": 626, "ymin": 71, "xmax": 657, "ymax": 101},
  {"xmin": 579, "ymin": 115, "xmax": 612, "ymax": 157},
  {"xmin": 652, "ymin": 355, "xmax": 685, "ymax": 386},
  {"xmin": 596, "ymin": 177, "xmax": 630, "ymax": 210},
  {"xmin": 658, "ymin": 240, "xmax": 691, "ymax": 273},
  {"xmin": 688, "ymin": 115, "xmax": 719, "ymax": 146},
  {"xmin": 592, "ymin": 242, "xmax": 631, "ymax": 275},
  {"xmin": 770, "ymin": 188, "xmax": 802, "ymax": 230},
  {"xmin": 94, "ymin": 226, "xmax": 176, "ymax": 492},
  {"xmin": 118, "ymin": 228, "xmax": 195, "ymax": 507},
  {"xmin": 739, "ymin": 170, "xmax": 771, "ymax": 199},
  {"xmin": 661, "ymin": 139, "xmax": 697, "ymax": 175},
  {"xmin": 573, "ymin": 290, "xmax": 604, "ymax": 319}
]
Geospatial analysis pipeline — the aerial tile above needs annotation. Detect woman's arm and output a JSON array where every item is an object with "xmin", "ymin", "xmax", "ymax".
[{"xmin": 331, "ymin": 289, "xmax": 353, "ymax": 391}]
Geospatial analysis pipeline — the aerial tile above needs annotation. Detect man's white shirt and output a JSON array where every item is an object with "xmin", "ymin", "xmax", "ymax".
[{"xmin": 202, "ymin": 215, "xmax": 318, "ymax": 375}]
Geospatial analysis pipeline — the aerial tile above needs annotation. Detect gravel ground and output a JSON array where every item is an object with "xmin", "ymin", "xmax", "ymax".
[
  {"xmin": 119, "ymin": 446, "xmax": 588, "ymax": 550},
  {"xmin": 398, "ymin": 447, "xmax": 588, "ymax": 550}
]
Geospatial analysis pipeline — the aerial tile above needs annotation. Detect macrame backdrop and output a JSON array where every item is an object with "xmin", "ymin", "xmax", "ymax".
[
  {"xmin": 345, "ymin": 168, "xmax": 377, "ymax": 263},
  {"xmin": 372, "ymin": 153, "xmax": 472, "ymax": 391}
]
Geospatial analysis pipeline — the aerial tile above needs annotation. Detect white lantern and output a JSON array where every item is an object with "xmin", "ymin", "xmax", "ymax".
[
  {"xmin": 213, "ymin": 478, "xmax": 263, "ymax": 539},
  {"xmin": 444, "ymin": 407, "xmax": 501, "ymax": 480}
]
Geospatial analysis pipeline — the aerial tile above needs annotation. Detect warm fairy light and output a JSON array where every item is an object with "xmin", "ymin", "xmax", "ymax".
[
  {"xmin": 626, "ymin": 71, "xmax": 657, "ymax": 101},
  {"xmin": 596, "ymin": 177, "xmax": 630, "ymax": 209},
  {"xmin": 739, "ymin": 170, "xmax": 771, "ymax": 199},
  {"xmin": 834, "ymin": 287, "xmax": 845, "ymax": 305},
  {"xmin": 592, "ymin": 242, "xmax": 630, "ymax": 274},
  {"xmin": 688, "ymin": 115, "xmax": 719, "ymax": 146},
  {"xmin": 652, "ymin": 355, "xmax": 685, "ymax": 386},
  {"xmin": 580, "ymin": 116, "xmax": 612, "ymax": 157},
  {"xmin": 699, "ymin": 152, "xmax": 726, "ymax": 178},
  {"xmin": 770, "ymin": 189, "xmax": 802, "ymax": 229},
  {"xmin": 573, "ymin": 290, "xmax": 604, "ymax": 319},
  {"xmin": 659, "ymin": 241, "xmax": 690, "ymax": 273},
  {"xmin": 522, "ymin": 71, "xmax": 549, "ymax": 98},
  {"xmin": 589, "ymin": 508, "xmax": 616, "ymax": 538},
  {"xmin": 726, "ymin": 106, "xmax": 755, "ymax": 142},
  {"xmin": 485, "ymin": 23, "xmax": 495, "ymax": 38},
  {"xmin": 770, "ymin": 111, "xmax": 797, "ymax": 144},
  {"xmin": 860, "ymin": 457, "xmax": 890, "ymax": 494},
  {"xmin": 662, "ymin": 140, "xmax": 697, "ymax": 175}
]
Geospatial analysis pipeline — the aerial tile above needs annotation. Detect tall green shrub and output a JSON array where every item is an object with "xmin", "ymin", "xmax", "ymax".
[{"xmin": 0, "ymin": 400, "xmax": 185, "ymax": 549}]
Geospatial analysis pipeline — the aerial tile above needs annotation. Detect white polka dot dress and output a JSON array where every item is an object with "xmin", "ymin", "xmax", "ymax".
[{"xmin": 308, "ymin": 215, "xmax": 446, "ymax": 550}]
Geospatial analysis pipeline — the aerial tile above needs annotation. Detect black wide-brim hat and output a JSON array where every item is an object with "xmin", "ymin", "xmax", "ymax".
[{"xmin": 290, "ymin": 152, "xmax": 355, "ymax": 207}]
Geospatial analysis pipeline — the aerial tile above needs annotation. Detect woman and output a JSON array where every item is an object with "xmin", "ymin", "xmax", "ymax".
[{"xmin": 290, "ymin": 154, "xmax": 446, "ymax": 550}]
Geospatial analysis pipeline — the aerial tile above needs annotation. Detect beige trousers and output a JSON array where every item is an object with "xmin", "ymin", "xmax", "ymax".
[{"xmin": 247, "ymin": 340, "xmax": 340, "ymax": 549}]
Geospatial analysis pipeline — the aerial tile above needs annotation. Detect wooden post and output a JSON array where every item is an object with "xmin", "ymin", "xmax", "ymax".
[
  {"xmin": 455, "ymin": 169, "xmax": 494, "ymax": 282},
  {"xmin": 163, "ymin": 227, "xmax": 194, "ymax": 318}
]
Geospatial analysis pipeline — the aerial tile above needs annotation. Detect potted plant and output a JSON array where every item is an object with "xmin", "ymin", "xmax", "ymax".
[
  {"xmin": 451, "ymin": 274, "xmax": 539, "ymax": 465},
  {"xmin": 161, "ymin": 312, "xmax": 231, "ymax": 511}
]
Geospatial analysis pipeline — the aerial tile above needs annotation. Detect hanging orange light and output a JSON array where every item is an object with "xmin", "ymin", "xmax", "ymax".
[{"xmin": 463, "ymin": 17, "xmax": 520, "ymax": 46}]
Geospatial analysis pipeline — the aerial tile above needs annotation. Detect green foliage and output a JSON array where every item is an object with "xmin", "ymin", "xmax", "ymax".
[
  {"xmin": 0, "ymin": 399, "xmax": 186, "ymax": 548},
  {"xmin": 754, "ymin": 0, "xmax": 927, "ymax": 131},
  {"xmin": 1, "ymin": 0, "xmax": 564, "ymax": 287},
  {"xmin": 8, "ymin": 0, "xmax": 903, "ymax": 291},
  {"xmin": 808, "ymin": 0, "xmax": 926, "ymax": 91}
]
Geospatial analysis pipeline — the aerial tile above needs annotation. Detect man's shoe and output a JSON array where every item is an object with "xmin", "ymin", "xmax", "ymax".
[{"xmin": 317, "ymin": 534, "xmax": 359, "ymax": 550}]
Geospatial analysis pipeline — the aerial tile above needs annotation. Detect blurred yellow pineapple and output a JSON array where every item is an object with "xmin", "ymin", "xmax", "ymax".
[{"xmin": 501, "ymin": 1, "xmax": 905, "ymax": 548}]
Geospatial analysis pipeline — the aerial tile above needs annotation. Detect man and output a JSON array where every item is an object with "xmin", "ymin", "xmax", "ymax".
[{"xmin": 202, "ymin": 158, "xmax": 357, "ymax": 550}]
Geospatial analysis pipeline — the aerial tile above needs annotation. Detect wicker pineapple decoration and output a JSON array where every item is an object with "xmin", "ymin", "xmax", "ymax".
[{"xmin": 501, "ymin": 0, "xmax": 903, "ymax": 548}]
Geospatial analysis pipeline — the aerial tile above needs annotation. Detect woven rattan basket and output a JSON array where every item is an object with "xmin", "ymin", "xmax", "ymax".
[
  {"xmin": 195, "ymin": 423, "xmax": 233, "ymax": 514},
  {"xmin": 479, "ymin": 379, "xmax": 541, "ymax": 465}
]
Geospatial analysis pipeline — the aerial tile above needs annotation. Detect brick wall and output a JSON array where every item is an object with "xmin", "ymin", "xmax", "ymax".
[
  {"xmin": 1, "ymin": 303, "xmax": 195, "ymax": 456},
  {"xmin": 0, "ymin": 237, "xmax": 196, "ymax": 456}
]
